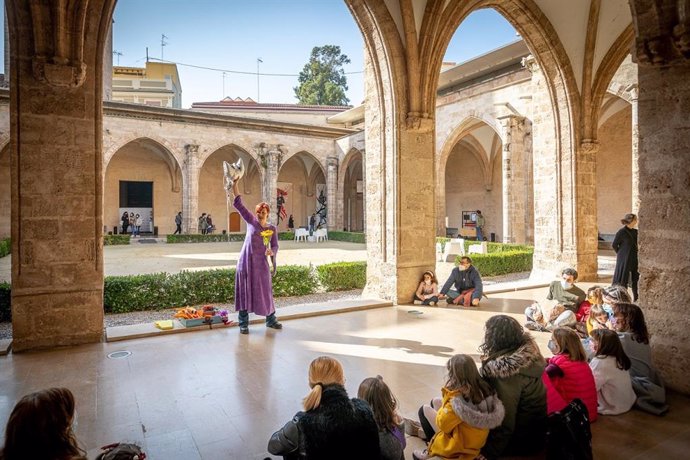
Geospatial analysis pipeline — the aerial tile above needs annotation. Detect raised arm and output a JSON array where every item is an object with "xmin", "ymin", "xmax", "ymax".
[{"xmin": 233, "ymin": 195, "xmax": 258, "ymax": 227}]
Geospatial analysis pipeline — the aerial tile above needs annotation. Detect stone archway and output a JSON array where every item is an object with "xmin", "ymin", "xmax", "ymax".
[
  {"xmin": 199, "ymin": 145, "xmax": 261, "ymax": 234},
  {"xmin": 442, "ymin": 122, "xmax": 503, "ymax": 241},
  {"xmin": 278, "ymin": 151, "xmax": 326, "ymax": 231},
  {"xmin": 104, "ymin": 138, "xmax": 183, "ymax": 235},
  {"xmin": 341, "ymin": 149, "xmax": 364, "ymax": 232}
]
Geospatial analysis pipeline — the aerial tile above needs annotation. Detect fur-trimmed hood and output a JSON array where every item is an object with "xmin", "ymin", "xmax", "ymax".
[
  {"xmin": 480, "ymin": 338, "xmax": 545, "ymax": 380},
  {"xmin": 450, "ymin": 393, "xmax": 505, "ymax": 430}
]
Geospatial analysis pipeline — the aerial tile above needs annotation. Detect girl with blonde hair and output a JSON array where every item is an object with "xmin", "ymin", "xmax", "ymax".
[{"xmin": 268, "ymin": 356, "xmax": 380, "ymax": 459}]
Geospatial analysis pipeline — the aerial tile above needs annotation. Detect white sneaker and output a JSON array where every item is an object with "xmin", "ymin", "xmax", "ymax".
[{"xmin": 413, "ymin": 300, "xmax": 422, "ymax": 305}]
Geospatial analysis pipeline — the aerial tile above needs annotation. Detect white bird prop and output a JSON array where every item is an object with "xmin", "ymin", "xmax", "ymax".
[{"xmin": 223, "ymin": 159, "xmax": 245, "ymax": 192}]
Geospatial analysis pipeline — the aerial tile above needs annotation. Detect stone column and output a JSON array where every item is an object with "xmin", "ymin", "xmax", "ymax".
[
  {"xmin": 631, "ymin": 0, "xmax": 690, "ymax": 392},
  {"xmin": 9, "ymin": 1, "xmax": 111, "ymax": 350},
  {"xmin": 575, "ymin": 140, "xmax": 599, "ymax": 280},
  {"xmin": 260, "ymin": 146, "xmax": 283, "ymax": 223},
  {"xmin": 361, "ymin": 149, "xmax": 367, "ymax": 234},
  {"xmin": 182, "ymin": 144, "xmax": 200, "ymax": 233},
  {"xmin": 628, "ymin": 84, "xmax": 640, "ymax": 214},
  {"xmin": 499, "ymin": 115, "xmax": 530, "ymax": 244},
  {"xmin": 326, "ymin": 156, "xmax": 338, "ymax": 230}
]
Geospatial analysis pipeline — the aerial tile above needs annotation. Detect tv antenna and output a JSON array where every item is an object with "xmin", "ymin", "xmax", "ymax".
[
  {"xmin": 112, "ymin": 50, "xmax": 123, "ymax": 66},
  {"xmin": 161, "ymin": 34, "xmax": 169, "ymax": 60}
]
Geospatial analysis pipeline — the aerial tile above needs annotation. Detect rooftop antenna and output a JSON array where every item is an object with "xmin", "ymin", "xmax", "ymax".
[
  {"xmin": 161, "ymin": 34, "xmax": 169, "ymax": 60},
  {"xmin": 222, "ymin": 71, "xmax": 227, "ymax": 98},
  {"xmin": 257, "ymin": 57, "xmax": 263, "ymax": 102},
  {"xmin": 112, "ymin": 50, "xmax": 123, "ymax": 66},
  {"xmin": 146, "ymin": 47, "xmax": 149, "ymax": 63}
]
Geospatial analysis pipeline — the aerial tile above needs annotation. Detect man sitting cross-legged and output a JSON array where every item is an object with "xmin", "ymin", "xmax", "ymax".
[{"xmin": 439, "ymin": 256, "xmax": 484, "ymax": 307}]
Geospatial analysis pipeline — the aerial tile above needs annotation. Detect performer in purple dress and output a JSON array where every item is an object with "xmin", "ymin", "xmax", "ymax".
[{"xmin": 231, "ymin": 180, "xmax": 282, "ymax": 334}]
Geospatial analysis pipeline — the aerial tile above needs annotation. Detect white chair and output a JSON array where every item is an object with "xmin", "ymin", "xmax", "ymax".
[
  {"xmin": 443, "ymin": 238, "xmax": 465, "ymax": 262},
  {"xmin": 294, "ymin": 228, "xmax": 308, "ymax": 242},
  {"xmin": 314, "ymin": 228, "xmax": 328, "ymax": 242},
  {"xmin": 468, "ymin": 241, "xmax": 488, "ymax": 255}
]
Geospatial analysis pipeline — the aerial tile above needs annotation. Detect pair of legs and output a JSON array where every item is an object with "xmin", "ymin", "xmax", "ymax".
[
  {"xmin": 414, "ymin": 294, "xmax": 439, "ymax": 306},
  {"xmin": 445, "ymin": 288, "xmax": 479, "ymax": 306},
  {"xmin": 411, "ymin": 398, "xmax": 443, "ymax": 459},
  {"xmin": 237, "ymin": 310, "xmax": 282, "ymax": 334},
  {"xmin": 622, "ymin": 270, "xmax": 640, "ymax": 301},
  {"xmin": 173, "ymin": 224, "xmax": 182, "ymax": 235}
]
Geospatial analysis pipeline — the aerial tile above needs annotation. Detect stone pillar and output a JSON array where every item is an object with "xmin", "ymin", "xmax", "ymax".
[
  {"xmin": 182, "ymin": 144, "xmax": 200, "ymax": 233},
  {"xmin": 3, "ymin": 7, "xmax": 9, "ymax": 85},
  {"xmin": 362, "ymin": 50, "xmax": 435, "ymax": 301},
  {"xmin": 628, "ymin": 84, "xmax": 640, "ymax": 214},
  {"xmin": 8, "ymin": 1, "xmax": 111, "ymax": 350},
  {"xmin": 102, "ymin": 20, "xmax": 113, "ymax": 101},
  {"xmin": 499, "ymin": 115, "xmax": 531, "ymax": 244},
  {"xmin": 524, "ymin": 54, "xmax": 596, "ymax": 279},
  {"xmin": 361, "ymin": 149, "xmax": 367, "ymax": 234},
  {"xmin": 326, "ymin": 156, "xmax": 338, "ymax": 230},
  {"xmin": 631, "ymin": 0, "xmax": 690, "ymax": 393},
  {"xmin": 260, "ymin": 146, "xmax": 283, "ymax": 223}
]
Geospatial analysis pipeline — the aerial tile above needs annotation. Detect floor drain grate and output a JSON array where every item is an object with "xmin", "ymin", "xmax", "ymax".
[{"xmin": 107, "ymin": 350, "xmax": 132, "ymax": 359}]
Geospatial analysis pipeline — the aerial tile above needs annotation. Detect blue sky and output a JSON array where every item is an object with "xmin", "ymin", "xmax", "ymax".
[{"xmin": 0, "ymin": 1, "xmax": 518, "ymax": 108}]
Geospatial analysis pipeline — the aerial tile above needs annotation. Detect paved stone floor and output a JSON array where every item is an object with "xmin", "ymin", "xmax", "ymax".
[{"xmin": 1, "ymin": 288, "xmax": 688, "ymax": 459}]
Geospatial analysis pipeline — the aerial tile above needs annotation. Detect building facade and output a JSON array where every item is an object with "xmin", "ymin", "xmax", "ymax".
[{"xmin": 112, "ymin": 62, "xmax": 182, "ymax": 108}]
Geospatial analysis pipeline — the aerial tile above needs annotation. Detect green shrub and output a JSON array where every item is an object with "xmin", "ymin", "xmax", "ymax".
[
  {"xmin": 0, "ymin": 238, "xmax": 11, "ymax": 258},
  {"xmin": 104, "ymin": 235, "xmax": 131, "ymax": 246},
  {"xmin": 166, "ymin": 233, "xmax": 246, "ymax": 243},
  {"xmin": 316, "ymin": 261, "xmax": 367, "ymax": 291},
  {"xmin": 436, "ymin": 237, "xmax": 451, "ymax": 252},
  {"xmin": 103, "ymin": 264, "xmax": 318, "ymax": 314},
  {"xmin": 278, "ymin": 232, "xmax": 295, "ymax": 241},
  {"xmin": 455, "ymin": 250, "xmax": 533, "ymax": 277},
  {"xmin": 327, "ymin": 231, "xmax": 366, "ymax": 243},
  {"xmin": 272, "ymin": 265, "xmax": 318, "ymax": 296},
  {"xmin": 0, "ymin": 281, "xmax": 10, "ymax": 322}
]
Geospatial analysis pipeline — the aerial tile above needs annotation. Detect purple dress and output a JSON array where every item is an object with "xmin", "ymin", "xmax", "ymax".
[{"xmin": 233, "ymin": 195, "xmax": 279, "ymax": 316}]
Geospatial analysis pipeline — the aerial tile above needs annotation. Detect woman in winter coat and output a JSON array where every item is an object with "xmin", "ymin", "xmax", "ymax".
[
  {"xmin": 413, "ymin": 354, "xmax": 505, "ymax": 460},
  {"xmin": 267, "ymin": 356, "xmax": 380, "ymax": 460},
  {"xmin": 479, "ymin": 315, "xmax": 547, "ymax": 459},
  {"xmin": 543, "ymin": 327, "xmax": 598, "ymax": 422},
  {"xmin": 121, "ymin": 212, "xmax": 129, "ymax": 234},
  {"xmin": 588, "ymin": 329, "xmax": 636, "ymax": 415},
  {"xmin": 613, "ymin": 303, "xmax": 669, "ymax": 415}
]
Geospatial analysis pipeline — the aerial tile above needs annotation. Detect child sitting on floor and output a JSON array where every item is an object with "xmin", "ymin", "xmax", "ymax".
[
  {"xmin": 588, "ymin": 329, "xmax": 636, "ymax": 415},
  {"xmin": 414, "ymin": 270, "xmax": 439, "ymax": 306},
  {"xmin": 358, "ymin": 375, "xmax": 406, "ymax": 460},
  {"xmin": 586, "ymin": 304, "xmax": 610, "ymax": 335},
  {"xmin": 412, "ymin": 354, "xmax": 505, "ymax": 460}
]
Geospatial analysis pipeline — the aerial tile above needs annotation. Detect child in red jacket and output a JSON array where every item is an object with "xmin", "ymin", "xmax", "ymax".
[{"xmin": 543, "ymin": 327, "xmax": 598, "ymax": 423}]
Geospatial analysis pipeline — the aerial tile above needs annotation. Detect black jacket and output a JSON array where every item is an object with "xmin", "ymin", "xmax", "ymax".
[
  {"xmin": 268, "ymin": 384, "xmax": 380, "ymax": 460},
  {"xmin": 440, "ymin": 265, "xmax": 483, "ymax": 297}
]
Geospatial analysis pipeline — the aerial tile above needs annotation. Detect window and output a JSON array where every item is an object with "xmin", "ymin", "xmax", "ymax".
[{"xmin": 119, "ymin": 181, "xmax": 153, "ymax": 207}]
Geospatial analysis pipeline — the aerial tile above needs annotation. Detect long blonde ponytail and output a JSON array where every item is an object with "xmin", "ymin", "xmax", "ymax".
[{"xmin": 302, "ymin": 356, "xmax": 345, "ymax": 411}]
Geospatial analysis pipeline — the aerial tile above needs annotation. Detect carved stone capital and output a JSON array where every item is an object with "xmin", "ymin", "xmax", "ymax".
[
  {"xmin": 521, "ymin": 54, "xmax": 539, "ymax": 73},
  {"xmin": 32, "ymin": 57, "xmax": 86, "ymax": 87},
  {"xmin": 405, "ymin": 112, "xmax": 433, "ymax": 132},
  {"xmin": 580, "ymin": 139, "xmax": 600, "ymax": 155}
]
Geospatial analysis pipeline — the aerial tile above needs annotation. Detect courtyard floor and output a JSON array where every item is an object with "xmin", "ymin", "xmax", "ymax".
[{"xmin": 1, "ymin": 289, "xmax": 688, "ymax": 459}]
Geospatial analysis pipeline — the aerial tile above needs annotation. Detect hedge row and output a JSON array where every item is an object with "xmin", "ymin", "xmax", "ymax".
[
  {"xmin": 436, "ymin": 237, "xmax": 533, "ymax": 254},
  {"xmin": 0, "ymin": 262, "xmax": 366, "ymax": 318},
  {"xmin": 0, "ymin": 238, "xmax": 10, "ymax": 258},
  {"xmin": 167, "ymin": 231, "xmax": 366, "ymax": 244},
  {"xmin": 327, "ymin": 231, "xmax": 366, "ymax": 244},
  {"xmin": 104, "ymin": 235, "xmax": 131, "ymax": 246},
  {"xmin": 455, "ymin": 250, "xmax": 534, "ymax": 277},
  {"xmin": 316, "ymin": 262, "xmax": 367, "ymax": 291}
]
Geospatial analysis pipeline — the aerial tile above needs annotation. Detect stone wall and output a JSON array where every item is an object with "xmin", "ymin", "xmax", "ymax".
[{"xmin": 0, "ymin": 145, "xmax": 8, "ymax": 238}]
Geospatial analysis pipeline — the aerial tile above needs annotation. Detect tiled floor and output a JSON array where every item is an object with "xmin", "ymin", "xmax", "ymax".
[{"xmin": 1, "ymin": 287, "xmax": 688, "ymax": 459}]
